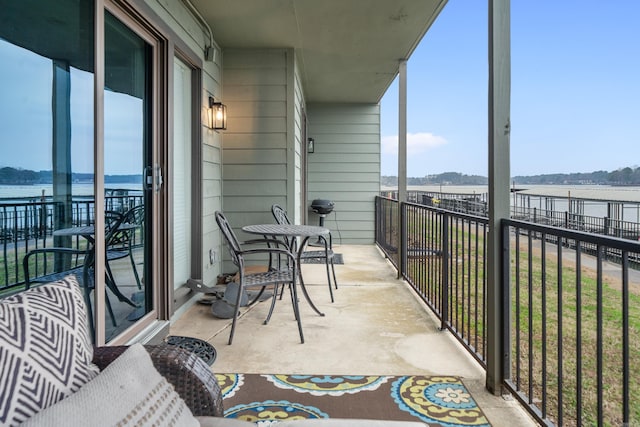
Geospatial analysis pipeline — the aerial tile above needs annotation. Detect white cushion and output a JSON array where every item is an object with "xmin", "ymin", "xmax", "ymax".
[
  {"xmin": 283, "ymin": 420, "xmax": 427, "ymax": 426},
  {"xmin": 196, "ymin": 417, "xmax": 256, "ymax": 426},
  {"xmin": 22, "ymin": 343, "xmax": 200, "ymax": 427},
  {"xmin": 0, "ymin": 276, "xmax": 99, "ymax": 425}
]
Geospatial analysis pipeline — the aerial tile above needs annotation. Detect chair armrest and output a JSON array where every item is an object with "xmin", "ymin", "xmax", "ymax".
[
  {"xmin": 92, "ymin": 345, "xmax": 224, "ymax": 417},
  {"xmin": 242, "ymin": 237, "xmax": 289, "ymax": 248},
  {"xmin": 23, "ymin": 247, "xmax": 90, "ymax": 286},
  {"xmin": 240, "ymin": 246, "xmax": 296, "ymax": 262}
]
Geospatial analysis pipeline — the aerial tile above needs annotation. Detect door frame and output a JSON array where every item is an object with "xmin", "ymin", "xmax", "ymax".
[
  {"xmin": 168, "ymin": 52, "xmax": 203, "ymax": 314},
  {"xmin": 96, "ymin": 0, "xmax": 169, "ymax": 345}
]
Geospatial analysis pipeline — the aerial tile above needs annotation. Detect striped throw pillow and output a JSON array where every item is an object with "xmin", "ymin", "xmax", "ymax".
[{"xmin": 0, "ymin": 276, "xmax": 99, "ymax": 425}]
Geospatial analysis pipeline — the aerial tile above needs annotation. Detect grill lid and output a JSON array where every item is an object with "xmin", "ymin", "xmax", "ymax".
[{"xmin": 310, "ymin": 199, "xmax": 335, "ymax": 214}]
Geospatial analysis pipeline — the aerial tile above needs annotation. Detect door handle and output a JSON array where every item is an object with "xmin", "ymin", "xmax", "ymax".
[
  {"xmin": 143, "ymin": 165, "xmax": 163, "ymax": 192},
  {"xmin": 154, "ymin": 163, "xmax": 163, "ymax": 193},
  {"xmin": 144, "ymin": 166, "xmax": 153, "ymax": 191}
]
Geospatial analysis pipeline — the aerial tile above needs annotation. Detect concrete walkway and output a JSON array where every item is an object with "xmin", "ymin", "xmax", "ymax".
[{"xmin": 171, "ymin": 244, "xmax": 537, "ymax": 426}]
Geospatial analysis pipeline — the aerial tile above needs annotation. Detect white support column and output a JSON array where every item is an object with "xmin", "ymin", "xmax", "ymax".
[
  {"xmin": 486, "ymin": 0, "xmax": 511, "ymax": 394},
  {"xmin": 398, "ymin": 60, "xmax": 407, "ymax": 205},
  {"xmin": 398, "ymin": 60, "xmax": 408, "ymax": 277}
]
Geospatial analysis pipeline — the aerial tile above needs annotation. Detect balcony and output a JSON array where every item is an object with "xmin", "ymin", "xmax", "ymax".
[
  {"xmin": 4, "ymin": 194, "xmax": 639, "ymax": 426},
  {"xmin": 170, "ymin": 244, "xmax": 536, "ymax": 426}
]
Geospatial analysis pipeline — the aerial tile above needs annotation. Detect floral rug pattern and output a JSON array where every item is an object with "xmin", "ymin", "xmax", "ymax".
[{"xmin": 216, "ymin": 374, "xmax": 491, "ymax": 426}]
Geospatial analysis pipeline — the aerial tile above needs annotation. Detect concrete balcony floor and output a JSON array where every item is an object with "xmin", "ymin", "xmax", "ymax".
[{"xmin": 170, "ymin": 244, "xmax": 536, "ymax": 427}]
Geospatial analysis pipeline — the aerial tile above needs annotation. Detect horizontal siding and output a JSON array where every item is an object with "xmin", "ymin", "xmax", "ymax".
[
  {"xmin": 223, "ymin": 133, "xmax": 287, "ymax": 150},
  {"xmin": 222, "ymin": 49, "xmax": 291, "ymax": 270},
  {"xmin": 224, "ymin": 181, "xmax": 287, "ymax": 196},
  {"xmin": 145, "ymin": 0, "xmax": 225, "ymax": 292},
  {"xmin": 307, "ymin": 103, "xmax": 380, "ymax": 244},
  {"xmin": 224, "ymin": 85, "xmax": 286, "ymax": 102},
  {"xmin": 308, "ymin": 162, "xmax": 378, "ymax": 173},
  {"xmin": 226, "ymin": 117, "xmax": 287, "ymax": 134},
  {"xmin": 223, "ymin": 164, "xmax": 286, "ymax": 180},
  {"xmin": 308, "ymin": 153, "xmax": 379, "ymax": 163},
  {"xmin": 223, "ymin": 149, "xmax": 287, "ymax": 164}
]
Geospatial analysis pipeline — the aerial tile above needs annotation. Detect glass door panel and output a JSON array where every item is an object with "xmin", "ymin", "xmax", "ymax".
[
  {"xmin": 103, "ymin": 11, "xmax": 153, "ymax": 341},
  {"xmin": 0, "ymin": 0, "xmax": 95, "ymax": 323},
  {"xmin": 173, "ymin": 57, "xmax": 192, "ymax": 290}
]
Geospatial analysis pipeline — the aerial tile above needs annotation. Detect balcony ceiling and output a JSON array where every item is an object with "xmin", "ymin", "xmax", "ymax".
[{"xmin": 191, "ymin": 0, "xmax": 447, "ymax": 103}]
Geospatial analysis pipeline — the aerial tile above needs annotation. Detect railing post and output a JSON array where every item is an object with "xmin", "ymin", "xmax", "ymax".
[
  {"xmin": 400, "ymin": 202, "xmax": 406, "ymax": 279},
  {"xmin": 441, "ymin": 212, "xmax": 449, "ymax": 331},
  {"xmin": 501, "ymin": 221, "xmax": 512, "ymax": 382}
]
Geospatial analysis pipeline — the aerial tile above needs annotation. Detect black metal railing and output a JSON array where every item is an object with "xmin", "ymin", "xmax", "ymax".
[
  {"xmin": 0, "ymin": 192, "xmax": 143, "ymax": 292},
  {"xmin": 375, "ymin": 196, "xmax": 400, "ymax": 269},
  {"xmin": 382, "ymin": 190, "xmax": 640, "ymax": 242},
  {"xmin": 401, "ymin": 201, "xmax": 489, "ymax": 365},
  {"xmin": 375, "ymin": 196, "xmax": 640, "ymax": 426},
  {"xmin": 504, "ymin": 219, "xmax": 640, "ymax": 426},
  {"xmin": 512, "ymin": 205, "xmax": 640, "ymax": 241}
]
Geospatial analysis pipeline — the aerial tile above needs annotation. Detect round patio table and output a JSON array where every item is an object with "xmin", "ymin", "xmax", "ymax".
[{"xmin": 242, "ymin": 223, "xmax": 329, "ymax": 317}]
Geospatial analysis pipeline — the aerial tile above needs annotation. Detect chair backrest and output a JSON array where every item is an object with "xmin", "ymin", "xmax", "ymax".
[
  {"xmin": 271, "ymin": 204, "xmax": 297, "ymax": 248},
  {"xmin": 105, "ymin": 205, "xmax": 144, "ymax": 249},
  {"xmin": 121, "ymin": 205, "xmax": 145, "ymax": 248},
  {"xmin": 271, "ymin": 204, "xmax": 291, "ymax": 225},
  {"xmin": 215, "ymin": 211, "xmax": 242, "ymax": 267},
  {"xmin": 123, "ymin": 204, "xmax": 145, "ymax": 226}
]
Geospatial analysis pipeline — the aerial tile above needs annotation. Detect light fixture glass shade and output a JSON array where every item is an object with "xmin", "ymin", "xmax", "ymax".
[
  {"xmin": 208, "ymin": 96, "xmax": 227, "ymax": 130},
  {"xmin": 307, "ymin": 137, "xmax": 314, "ymax": 153}
]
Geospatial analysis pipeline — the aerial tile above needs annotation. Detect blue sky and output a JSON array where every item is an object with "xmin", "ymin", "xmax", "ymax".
[
  {"xmin": 2, "ymin": 2, "xmax": 638, "ymax": 178},
  {"xmin": 380, "ymin": 1, "xmax": 640, "ymax": 177},
  {"xmin": 0, "ymin": 39, "xmax": 142, "ymax": 176}
]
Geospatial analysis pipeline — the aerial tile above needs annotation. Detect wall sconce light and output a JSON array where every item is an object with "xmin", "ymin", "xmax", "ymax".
[
  {"xmin": 307, "ymin": 137, "xmax": 315, "ymax": 153},
  {"xmin": 207, "ymin": 96, "xmax": 227, "ymax": 130}
]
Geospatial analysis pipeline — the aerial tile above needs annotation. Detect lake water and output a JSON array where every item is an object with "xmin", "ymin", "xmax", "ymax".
[
  {"xmin": 2, "ymin": 183, "xmax": 639, "ymax": 221},
  {"xmin": 0, "ymin": 183, "xmax": 142, "ymax": 200},
  {"xmin": 382, "ymin": 184, "xmax": 640, "ymax": 222}
]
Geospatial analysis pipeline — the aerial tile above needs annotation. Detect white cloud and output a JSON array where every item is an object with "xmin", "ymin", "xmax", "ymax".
[{"xmin": 382, "ymin": 132, "xmax": 448, "ymax": 154}]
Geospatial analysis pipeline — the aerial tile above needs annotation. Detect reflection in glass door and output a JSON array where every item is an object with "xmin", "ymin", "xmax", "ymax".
[
  {"xmin": 0, "ymin": 0, "xmax": 95, "ymax": 328},
  {"xmin": 103, "ymin": 11, "xmax": 154, "ymax": 341}
]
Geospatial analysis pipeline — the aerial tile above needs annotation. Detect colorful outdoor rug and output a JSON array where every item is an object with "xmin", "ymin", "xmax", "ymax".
[{"xmin": 216, "ymin": 374, "xmax": 491, "ymax": 426}]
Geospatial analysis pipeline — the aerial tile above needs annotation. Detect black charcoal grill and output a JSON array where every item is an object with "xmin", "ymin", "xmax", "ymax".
[
  {"xmin": 311, "ymin": 199, "xmax": 335, "ymax": 215},
  {"xmin": 310, "ymin": 199, "xmax": 334, "ymax": 226},
  {"xmin": 310, "ymin": 199, "xmax": 334, "ymax": 244}
]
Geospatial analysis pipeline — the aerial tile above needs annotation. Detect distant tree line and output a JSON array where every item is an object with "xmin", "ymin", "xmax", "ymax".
[
  {"xmin": 381, "ymin": 172, "xmax": 488, "ymax": 186},
  {"xmin": 382, "ymin": 167, "xmax": 640, "ymax": 186},
  {"xmin": 0, "ymin": 167, "xmax": 142, "ymax": 185},
  {"xmin": 0, "ymin": 167, "xmax": 39, "ymax": 184},
  {"xmin": 513, "ymin": 167, "xmax": 640, "ymax": 185}
]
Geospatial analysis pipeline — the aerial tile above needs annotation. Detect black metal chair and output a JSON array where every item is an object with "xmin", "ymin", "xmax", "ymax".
[
  {"xmin": 105, "ymin": 205, "xmax": 144, "ymax": 290},
  {"xmin": 23, "ymin": 247, "xmax": 111, "ymax": 340},
  {"xmin": 215, "ymin": 211, "xmax": 304, "ymax": 344},
  {"xmin": 23, "ymin": 206, "xmax": 144, "ymax": 339},
  {"xmin": 271, "ymin": 204, "xmax": 338, "ymax": 302}
]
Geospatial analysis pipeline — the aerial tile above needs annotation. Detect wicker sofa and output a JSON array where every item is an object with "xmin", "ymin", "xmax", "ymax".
[{"xmin": 0, "ymin": 276, "xmax": 425, "ymax": 426}]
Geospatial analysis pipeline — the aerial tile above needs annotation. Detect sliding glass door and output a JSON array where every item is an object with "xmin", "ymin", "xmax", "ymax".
[
  {"xmin": 102, "ymin": 10, "xmax": 157, "ymax": 342},
  {"xmin": 0, "ymin": 0, "xmax": 169, "ymax": 344},
  {"xmin": 0, "ymin": 1, "xmax": 95, "ymax": 304}
]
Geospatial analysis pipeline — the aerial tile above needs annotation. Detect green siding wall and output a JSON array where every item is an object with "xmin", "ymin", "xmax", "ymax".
[
  {"xmin": 221, "ymin": 49, "xmax": 307, "ymax": 269},
  {"xmin": 307, "ymin": 104, "xmax": 381, "ymax": 244},
  {"xmin": 144, "ymin": 0, "xmax": 223, "ymax": 287}
]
